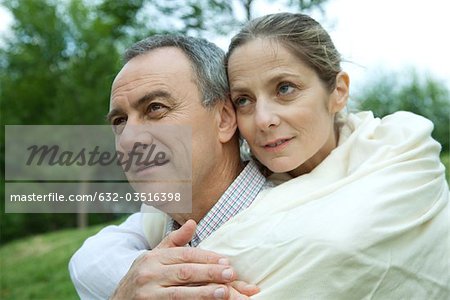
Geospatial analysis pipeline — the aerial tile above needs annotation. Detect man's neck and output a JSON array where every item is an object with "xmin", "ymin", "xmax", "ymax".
[{"xmin": 171, "ymin": 156, "xmax": 244, "ymax": 225}]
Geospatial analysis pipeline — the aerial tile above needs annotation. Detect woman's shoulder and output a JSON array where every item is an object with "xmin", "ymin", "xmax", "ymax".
[
  {"xmin": 348, "ymin": 110, "xmax": 433, "ymax": 132},
  {"xmin": 343, "ymin": 110, "xmax": 435, "ymax": 145},
  {"xmin": 379, "ymin": 111, "xmax": 433, "ymax": 128},
  {"xmin": 335, "ymin": 110, "xmax": 442, "ymax": 176}
]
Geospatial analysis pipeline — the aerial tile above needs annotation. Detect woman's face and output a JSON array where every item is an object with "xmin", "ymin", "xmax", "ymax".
[{"xmin": 228, "ymin": 38, "xmax": 348, "ymax": 176}]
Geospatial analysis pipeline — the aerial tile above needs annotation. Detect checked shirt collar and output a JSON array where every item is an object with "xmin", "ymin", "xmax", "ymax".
[{"xmin": 166, "ymin": 160, "xmax": 267, "ymax": 247}]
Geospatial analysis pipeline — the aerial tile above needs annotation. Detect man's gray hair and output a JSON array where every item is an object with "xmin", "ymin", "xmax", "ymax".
[{"xmin": 125, "ymin": 35, "xmax": 229, "ymax": 107}]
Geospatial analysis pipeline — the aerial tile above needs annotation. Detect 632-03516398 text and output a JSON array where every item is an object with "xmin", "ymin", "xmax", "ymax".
[{"xmin": 9, "ymin": 192, "xmax": 182, "ymax": 202}]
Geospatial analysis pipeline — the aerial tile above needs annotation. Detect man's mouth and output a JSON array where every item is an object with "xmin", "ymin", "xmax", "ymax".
[{"xmin": 134, "ymin": 160, "xmax": 169, "ymax": 175}]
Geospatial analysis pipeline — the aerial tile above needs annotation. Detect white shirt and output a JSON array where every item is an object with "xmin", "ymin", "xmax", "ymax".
[
  {"xmin": 69, "ymin": 213, "xmax": 149, "ymax": 300},
  {"xmin": 69, "ymin": 161, "xmax": 269, "ymax": 300}
]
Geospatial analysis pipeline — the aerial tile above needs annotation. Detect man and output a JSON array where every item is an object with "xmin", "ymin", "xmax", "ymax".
[{"xmin": 69, "ymin": 35, "xmax": 266, "ymax": 299}]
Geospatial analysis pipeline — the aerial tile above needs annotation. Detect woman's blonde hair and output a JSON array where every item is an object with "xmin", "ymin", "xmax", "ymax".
[{"xmin": 226, "ymin": 12, "xmax": 342, "ymax": 92}]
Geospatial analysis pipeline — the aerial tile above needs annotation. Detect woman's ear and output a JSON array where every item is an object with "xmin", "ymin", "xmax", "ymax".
[
  {"xmin": 329, "ymin": 71, "xmax": 350, "ymax": 113},
  {"xmin": 216, "ymin": 99, "xmax": 238, "ymax": 143}
]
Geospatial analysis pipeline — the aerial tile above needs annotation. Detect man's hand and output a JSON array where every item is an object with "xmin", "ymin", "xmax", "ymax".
[{"xmin": 110, "ymin": 220, "xmax": 259, "ymax": 300}]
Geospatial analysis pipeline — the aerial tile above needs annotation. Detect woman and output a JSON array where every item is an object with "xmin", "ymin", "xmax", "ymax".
[
  {"xmin": 199, "ymin": 13, "xmax": 449, "ymax": 299},
  {"xmin": 227, "ymin": 13, "xmax": 349, "ymax": 178}
]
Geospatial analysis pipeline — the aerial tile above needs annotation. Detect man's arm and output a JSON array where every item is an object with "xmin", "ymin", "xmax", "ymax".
[
  {"xmin": 69, "ymin": 213, "xmax": 149, "ymax": 299},
  {"xmin": 69, "ymin": 214, "xmax": 259, "ymax": 300},
  {"xmin": 110, "ymin": 220, "xmax": 260, "ymax": 300}
]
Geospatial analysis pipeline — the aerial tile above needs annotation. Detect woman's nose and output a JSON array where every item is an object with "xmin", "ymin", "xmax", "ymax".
[{"xmin": 254, "ymin": 99, "xmax": 280, "ymax": 131}]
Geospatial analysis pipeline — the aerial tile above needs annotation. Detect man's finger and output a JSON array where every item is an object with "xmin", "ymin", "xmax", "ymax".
[
  {"xmin": 230, "ymin": 280, "xmax": 260, "ymax": 296},
  {"xmin": 151, "ymin": 284, "xmax": 231, "ymax": 300},
  {"xmin": 156, "ymin": 219, "xmax": 197, "ymax": 249},
  {"xmin": 160, "ymin": 263, "xmax": 236, "ymax": 285},
  {"xmin": 155, "ymin": 247, "xmax": 230, "ymax": 265},
  {"xmin": 228, "ymin": 285, "xmax": 251, "ymax": 300}
]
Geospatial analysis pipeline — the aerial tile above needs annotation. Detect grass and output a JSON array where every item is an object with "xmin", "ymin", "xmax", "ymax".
[{"xmin": 0, "ymin": 219, "xmax": 124, "ymax": 300}]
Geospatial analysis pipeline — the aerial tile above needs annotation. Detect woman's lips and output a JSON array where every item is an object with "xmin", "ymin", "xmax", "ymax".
[{"xmin": 262, "ymin": 137, "xmax": 293, "ymax": 153}]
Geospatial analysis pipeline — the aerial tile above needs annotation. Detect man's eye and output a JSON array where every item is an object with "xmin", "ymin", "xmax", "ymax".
[
  {"xmin": 278, "ymin": 83, "xmax": 295, "ymax": 96},
  {"xmin": 112, "ymin": 117, "xmax": 126, "ymax": 125},
  {"xmin": 111, "ymin": 117, "xmax": 126, "ymax": 134},
  {"xmin": 148, "ymin": 103, "xmax": 166, "ymax": 112},
  {"xmin": 233, "ymin": 97, "xmax": 251, "ymax": 107},
  {"xmin": 146, "ymin": 102, "xmax": 169, "ymax": 117}
]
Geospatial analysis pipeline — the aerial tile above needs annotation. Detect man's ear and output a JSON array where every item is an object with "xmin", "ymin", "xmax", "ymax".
[
  {"xmin": 329, "ymin": 71, "xmax": 350, "ymax": 113},
  {"xmin": 216, "ymin": 99, "xmax": 238, "ymax": 143}
]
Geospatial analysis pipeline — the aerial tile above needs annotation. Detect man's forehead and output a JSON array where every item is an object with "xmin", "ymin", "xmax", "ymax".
[
  {"xmin": 109, "ymin": 47, "xmax": 201, "ymax": 111},
  {"xmin": 112, "ymin": 47, "xmax": 194, "ymax": 89},
  {"xmin": 127, "ymin": 47, "xmax": 192, "ymax": 74}
]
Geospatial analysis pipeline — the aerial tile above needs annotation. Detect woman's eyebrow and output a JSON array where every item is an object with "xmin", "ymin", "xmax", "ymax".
[
  {"xmin": 267, "ymin": 72, "xmax": 300, "ymax": 84},
  {"xmin": 230, "ymin": 72, "xmax": 302, "ymax": 94}
]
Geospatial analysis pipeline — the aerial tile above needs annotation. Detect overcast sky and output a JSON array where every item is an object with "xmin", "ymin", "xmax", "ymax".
[
  {"xmin": 1, "ymin": 0, "xmax": 449, "ymax": 91},
  {"xmin": 215, "ymin": 0, "xmax": 450, "ymax": 91},
  {"xmin": 322, "ymin": 0, "xmax": 450, "ymax": 90}
]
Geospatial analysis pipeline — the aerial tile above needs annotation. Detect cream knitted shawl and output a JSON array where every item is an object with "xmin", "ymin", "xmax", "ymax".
[{"xmin": 144, "ymin": 111, "xmax": 449, "ymax": 299}]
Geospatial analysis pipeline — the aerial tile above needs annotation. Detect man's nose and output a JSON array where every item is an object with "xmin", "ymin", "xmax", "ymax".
[
  {"xmin": 117, "ymin": 120, "xmax": 154, "ymax": 153},
  {"xmin": 254, "ymin": 99, "xmax": 280, "ymax": 131}
]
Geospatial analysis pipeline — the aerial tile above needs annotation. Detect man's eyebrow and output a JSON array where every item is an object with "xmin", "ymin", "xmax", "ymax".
[
  {"xmin": 134, "ymin": 90, "xmax": 173, "ymax": 109},
  {"xmin": 106, "ymin": 108, "xmax": 122, "ymax": 123},
  {"xmin": 106, "ymin": 90, "xmax": 174, "ymax": 123}
]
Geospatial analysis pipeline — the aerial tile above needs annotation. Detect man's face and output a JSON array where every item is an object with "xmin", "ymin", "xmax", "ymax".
[{"xmin": 108, "ymin": 47, "xmax": 220, "ymax": 211}]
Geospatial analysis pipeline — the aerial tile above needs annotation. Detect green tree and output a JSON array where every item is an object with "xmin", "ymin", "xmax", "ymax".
[
  {"xmin": 0, "ymin": 0, "xmax": 146, "ymax": 243},
  {"xmin": 353, "ymin": 70, "xmax": 450, "ymax": 151}
]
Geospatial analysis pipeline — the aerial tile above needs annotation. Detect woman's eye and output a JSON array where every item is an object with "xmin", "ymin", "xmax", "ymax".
[
  {"xmin": 278, "ymin": 83, "xmax": 295, "ymax": 96},
  {"xmin": 234, "ymin": 97, "xmax": 250, "ymax": 107}
]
